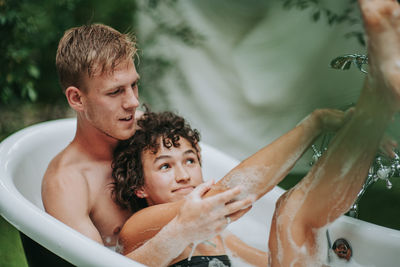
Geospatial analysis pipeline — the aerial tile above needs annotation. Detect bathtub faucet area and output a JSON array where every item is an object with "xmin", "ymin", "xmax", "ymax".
[
  {"xmin": 311, "ymin": 143, "xmax": 400, "ymax": 219},
  {"xmin": 348, "ymin": 152, "xmax": 400, "ymax": 218}
]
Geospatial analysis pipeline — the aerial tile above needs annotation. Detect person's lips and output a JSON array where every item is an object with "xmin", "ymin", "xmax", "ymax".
[
  {"xmin": 119, "ymin": 115, "xmax": 133, "ymax": 122},
  {"xmin": 172, "ymin": 186, "xmax": 194, "ymax": 194}
]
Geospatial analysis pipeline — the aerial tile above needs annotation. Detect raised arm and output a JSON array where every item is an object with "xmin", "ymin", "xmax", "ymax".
[{"xmin": 213, "ymin": 108, "xmax": 353, "ymax": 201}]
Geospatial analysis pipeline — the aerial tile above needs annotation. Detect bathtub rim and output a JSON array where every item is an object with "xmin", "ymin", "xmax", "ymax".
[{"xmin": 1, "ymin": 118, "xmax": 400, "ymax": 266}]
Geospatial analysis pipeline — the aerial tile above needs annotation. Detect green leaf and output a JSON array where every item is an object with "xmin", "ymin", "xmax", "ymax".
[
  {"xmin": 27, "ymin": 85, "xmax": 38, "ymax": 101},
  {"xmin": 312, "ymin": 11, "xmax": 320, "ymax": 21},
  {"xmin": 22, "ymin": 81, "xmax": 37, "ymax": 102},
  {"xmin": 0, "ymin": 14, "xmax": 6, "ymax": 25},
  {"xmin": 27, "ymin": 65, "xmax": 40, "ymax": 79}
]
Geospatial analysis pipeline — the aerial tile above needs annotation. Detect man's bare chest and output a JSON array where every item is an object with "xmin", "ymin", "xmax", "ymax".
[{"xmin": 88, "ymin": 177, "xmax": 132, "ymax": 246}]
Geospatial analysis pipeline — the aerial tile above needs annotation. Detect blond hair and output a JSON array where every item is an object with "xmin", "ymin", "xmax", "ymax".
[{"xmin": 56, "ymin": 24, "xmax": 137, "ymax": 93}]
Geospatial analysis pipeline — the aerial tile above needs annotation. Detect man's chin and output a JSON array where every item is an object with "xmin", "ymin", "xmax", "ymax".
[{"xmin": 107, "ymin": 129, "xmax": 136, "ymax": 141}]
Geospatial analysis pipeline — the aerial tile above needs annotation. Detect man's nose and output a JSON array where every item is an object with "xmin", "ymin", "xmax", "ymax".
[{"xmin": 122, "ymin": 89, "xmax": 139, "ymax": 109}]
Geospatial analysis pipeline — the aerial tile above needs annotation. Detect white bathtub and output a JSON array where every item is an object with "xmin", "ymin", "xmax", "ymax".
[{"xmin": 0, "ymin": 118, "xmax": 399, "ymax": 266}]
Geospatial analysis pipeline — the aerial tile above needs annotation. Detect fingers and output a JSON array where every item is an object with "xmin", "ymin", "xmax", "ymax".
[
  {"xmin": 207, "ymin": 186, "xmax": 241, "ymax": 205},
  {"xmin": 190, "ymin": 180, "xmax": 214, "ymax": 199},
  {"xmin": 224, "ymin": 195, "xmax": 254, "ymax": 216},
  {"xmin": 227, "ymin": 206, "xmax": 252, "ymax": 223},
  {"xmin": 221, "ymin": 196, "xmax": 254, "ymax": 226}
]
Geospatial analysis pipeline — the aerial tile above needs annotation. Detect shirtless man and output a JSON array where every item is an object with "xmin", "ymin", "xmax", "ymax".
[
  {"xmin": 41, "ymin": 24, "xmax": 252, "ymax": 266},
  {"xmin": 110, "ymin": 0, "xmax": 400, "ymax": 266}
]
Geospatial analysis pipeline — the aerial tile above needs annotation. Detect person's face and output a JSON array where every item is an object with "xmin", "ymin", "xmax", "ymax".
[
  {"xmin": 81, "ymin": 60, "xmax": 140, "ymax": 141},
  {"xmin": 138, "ymin": 137, "xmax": 203, "ymax": 205}
]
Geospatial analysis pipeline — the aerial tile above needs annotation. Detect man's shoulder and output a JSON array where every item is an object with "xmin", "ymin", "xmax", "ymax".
[{"xmin": 42, "ymin": 145, "xmax": 91, "ymax": 190}]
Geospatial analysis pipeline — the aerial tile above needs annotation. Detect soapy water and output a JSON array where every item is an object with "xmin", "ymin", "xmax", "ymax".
[
  {"xmin": 219, "ymin": 165, "xmax": 270, "ymax": 201},
  {"xmin": 220, "ymin": 143, "xmax": 309, "ymax": 202}
]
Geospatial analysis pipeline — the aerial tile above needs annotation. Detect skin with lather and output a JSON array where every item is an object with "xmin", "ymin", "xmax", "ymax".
[
  {"xmin": 115, "ymin": 0, "xmax": 400, "ymax": 266},
  {"xmin": 41, "ymin": 0, "xmax": 400, "ymax": 266}
]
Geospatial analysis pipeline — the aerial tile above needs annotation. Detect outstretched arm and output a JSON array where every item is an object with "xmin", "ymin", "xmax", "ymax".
[{"xmin": 213, "ymin": 108, "xmax": 353, "ymax": 201}]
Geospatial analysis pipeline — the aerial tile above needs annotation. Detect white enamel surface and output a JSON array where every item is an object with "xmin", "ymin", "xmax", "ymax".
[{"xmin": 0, "ymin": 118, "xmax": 399, "ymax": 266}]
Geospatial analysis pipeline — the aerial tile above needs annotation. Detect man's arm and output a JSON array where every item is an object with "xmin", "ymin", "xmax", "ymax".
[{"xmin": 42, "ymin": 169, "xmax": 103, "ymax": 244}]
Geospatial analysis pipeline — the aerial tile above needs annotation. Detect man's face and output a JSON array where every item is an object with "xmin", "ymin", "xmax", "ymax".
[
  {"xmin": 81, "ymin": 60, "xmax": 140, "ymax": 141},
  {"xmin": 139, "ymin": 137, "xmax": 203, "ymax": 205}
]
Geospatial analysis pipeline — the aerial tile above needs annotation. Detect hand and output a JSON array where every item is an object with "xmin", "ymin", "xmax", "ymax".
[
  {"xmin": 175, "ymin": 180, "xmax": 253, "ymax": 244},
  {"xmin": 313, "ymin": 107, "xmax": 354, "ymax": 133}
]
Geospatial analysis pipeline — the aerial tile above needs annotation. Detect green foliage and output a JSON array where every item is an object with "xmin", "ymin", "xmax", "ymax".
[
  {"xmin": 0, "ymin": 0, "xmax": 202, "ymax": 140},
  {"xmin": 282, "ymin": 0, "xmax": 365, "ymax": 46},
  {"xmin": 133, "ymin": 0, "xmax": 204, "ymax": 110},
  {"xmin": 0, "ymin": 0, "xmax": 137, "ymax": 105}
]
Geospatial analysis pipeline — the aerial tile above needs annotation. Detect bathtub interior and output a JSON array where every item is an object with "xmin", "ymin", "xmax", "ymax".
[
  {"xmin": 1, "ymin": 118, "xmax": 400, "ymax": 266},
  {"xmin": 0, "ymin": 118, "xmax": 282, "ymax": 266},
  {"xmin": 11, "ymin": 122, "xmax": 71, "ymax": 210}
]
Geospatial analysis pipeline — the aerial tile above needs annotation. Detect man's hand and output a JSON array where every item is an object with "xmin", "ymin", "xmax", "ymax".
[{"xmin": 175, "ymin": 180, "xmax": 253, "ymax": 244}]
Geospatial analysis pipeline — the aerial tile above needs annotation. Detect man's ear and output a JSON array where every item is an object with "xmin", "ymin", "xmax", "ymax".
[
  {"xmin": 135, "ymin": 188, "xmax": 148, "ymax": 199},
  {"xmin": 65, "ymin": 86, "xmax": 84, "ymax": 112}
]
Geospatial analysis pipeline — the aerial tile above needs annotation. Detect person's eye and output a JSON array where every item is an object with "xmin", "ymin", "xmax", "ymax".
[
  {"xmin": 108, "ymin": 88, "xmax": 121, "ymax": 95},
  {"xmin": 160, "ymin": 163, "xmax": 170, "ymax": 170},
  {"xmin": 186, "ymin": 158, "xmax": 195, "ymax": 164},
  {"xmin": 131, "ymin": 81, "xmax": 137, "ymax": 88}
]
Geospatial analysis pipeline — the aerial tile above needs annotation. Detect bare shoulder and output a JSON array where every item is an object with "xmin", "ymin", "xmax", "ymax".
[
  {"xmin": 41, "ymin": 143, "xmax": 130, "ymax": 244},
  {"xmin": 43, "ymin": 146, "xmax": 89, "ymax": 190},
  {"xmin": 41, "ymin": 146, "xmax": 91, "ymax": 214}
]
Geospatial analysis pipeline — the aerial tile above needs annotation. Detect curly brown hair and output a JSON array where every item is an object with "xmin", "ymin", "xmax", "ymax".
[{"xmin": 112, "ymin": 109, "xmax": 201, "ymax": 212}]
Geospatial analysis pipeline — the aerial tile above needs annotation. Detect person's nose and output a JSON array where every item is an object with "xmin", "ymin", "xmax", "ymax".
[
  {"xmin": 175, "ymin": 165, "xmax": 190, "ymax": 183},
  {"xmin": 122, "ymin": 88, "xmax": 139, "ymax": 110}
]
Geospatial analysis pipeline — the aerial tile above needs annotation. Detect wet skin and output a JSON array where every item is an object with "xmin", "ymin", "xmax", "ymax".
[{"xmin": 42, "ymin": 59, "xmax": 141, "ymax": 246}]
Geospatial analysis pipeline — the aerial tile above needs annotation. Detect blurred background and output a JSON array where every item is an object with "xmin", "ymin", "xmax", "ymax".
[{"xmin": 1, "ymin": 0, "xmax": 399, "ymax": 266}]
